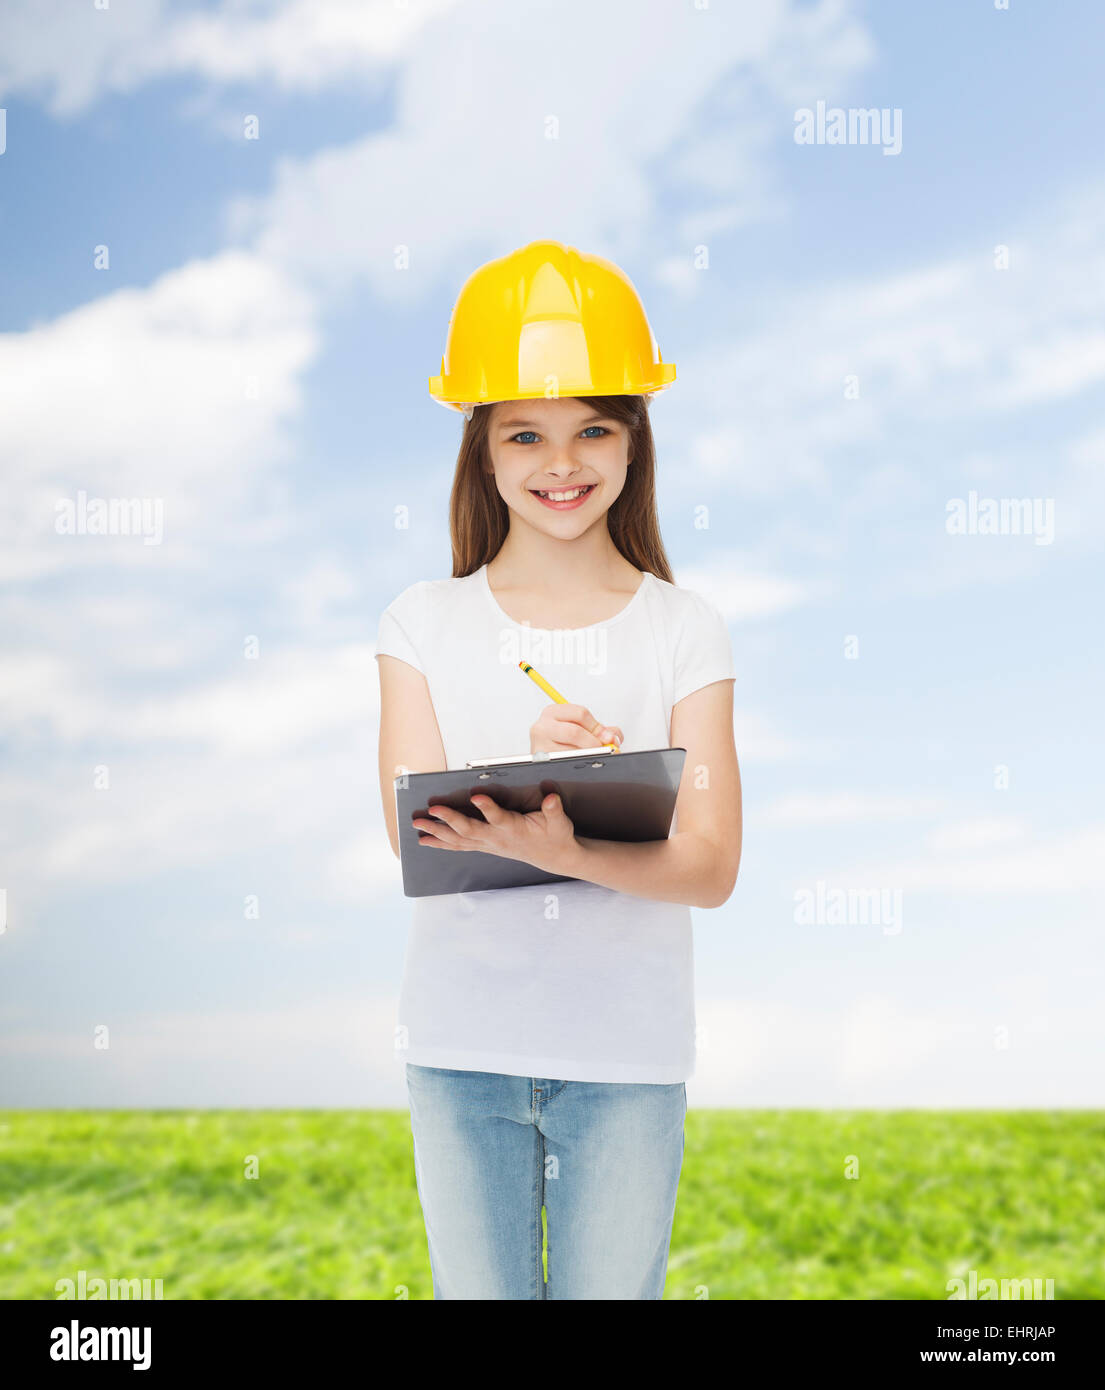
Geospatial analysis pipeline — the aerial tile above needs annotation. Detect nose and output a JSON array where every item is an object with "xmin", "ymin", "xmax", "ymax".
[{"xmin": 538, "ymin": 447, "xmax": 584, "ymax": 480}]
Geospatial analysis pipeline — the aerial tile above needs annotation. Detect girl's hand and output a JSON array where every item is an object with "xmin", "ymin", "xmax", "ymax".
[
  {"xmin": 530, "ymin": 702, "xmax": 623, "ymax": 754},
  {"xmin": 412, "ymin": 791, "xmax": 580, "ymax": 877}
]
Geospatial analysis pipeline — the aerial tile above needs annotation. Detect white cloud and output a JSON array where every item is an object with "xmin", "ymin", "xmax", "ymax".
[
  {"xmin": 924, "ymin": 818, "xmax": 1028, "ymax": 853},
  {"xmin": 5, "ymin": 988, "xmax": 1094, "ymax": 1108},
  {"xmin": 763, "ymin": 793, "xmax": 945, "ymax": 827},
  {"xmin": 0, "ymin": 0, "xmax": 462, "ymax": 117},
  {"xmin": 732, "ymin": 709, "xmax": 809, "ymax": 764},
  {"xmin": 163, "ymin": 0, "xmax": 461, "ymax": 86},
  {"xmin": 1, "ymin": 249, "xmax": 316, "ymax": 483},
  {"xmin": 826, "ymin": 823, "xmax": 1105, "ymax": 895},
  {"xmin": 326, "ymin": 831, "xmax": 403, "ymax": 904},
  {"xmin": 0, "ymin": 997, "xmax": 409, "ymax": 1106},
  {"xmin": 689, "ymin": 994, "xmax": 1092, "ymax": 1106},
  {"xmin": 0, "ymin": 638, "xmax": 394, "ymax": 892},
  {"xmin": 0, "ymin": 592, "xmax": 221, "ymax": 674},
  {"xmin": 227, "ymin": 0, "xmax": 874, "ymax": 300},
  {"xmin": 0, "ymin": 250, "xmax": 319, "ymax": 583},
  {"xmin": 278, "ymin": 558, "xmax": 361, "ymax": 631},
  {"xmin": 674, "ymin": 183, "xmax": 1105, "ymax": 518},
  {"xmin": 987, "ymin": 329, "xmax": 1105, "ymax": 410},
  {"xmin": 1058, "ymin": 423, "xmax": 1105, "ymax": 545},
  {"xmin": 675, "ymin": 556, "xmax": 813, "ymax": 621},
  {"xmin": 0, "ymin": 734, "xmax": 380, "ymax": 889},
  {"xmin": 0, "ymin": 0, "xmax": 163, "ymax": 118},
  {"xmin": 123, "ymin": 644, "xmax": 380, "ymax": 754},
  {"xmin": 1, "ymin": 640, "xmax": 379, "ymax": 752}
]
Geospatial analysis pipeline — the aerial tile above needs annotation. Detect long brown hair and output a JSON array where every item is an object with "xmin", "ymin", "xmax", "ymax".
[{"xmin": 448, "ymin": 394, "xmax": 674, "ymax": 583}]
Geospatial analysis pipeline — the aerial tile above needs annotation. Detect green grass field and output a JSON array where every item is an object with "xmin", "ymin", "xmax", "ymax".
[{"xmin": 1, "ymin": 1110, "xmax": 1100, "ymax": 1300}]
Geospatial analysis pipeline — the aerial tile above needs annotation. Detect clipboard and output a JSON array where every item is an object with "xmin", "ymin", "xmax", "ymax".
[{"xmin": 394, "ymin": 746, "xmax": 687, "ymax": 898}]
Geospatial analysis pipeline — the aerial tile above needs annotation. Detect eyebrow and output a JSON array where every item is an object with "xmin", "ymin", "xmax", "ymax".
[{"xmin": 496, "ymin": 412, "xmax": 618, "ymax": 431}]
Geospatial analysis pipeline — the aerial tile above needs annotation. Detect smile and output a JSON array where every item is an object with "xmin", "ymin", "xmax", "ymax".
[{"xmin": 529, "ymin": 483, "xmax": 597, "ymax": 509}]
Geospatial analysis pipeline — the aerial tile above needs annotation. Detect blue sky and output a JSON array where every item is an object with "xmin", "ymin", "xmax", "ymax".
[{"xmin": 1, "ymin": 0, "xmax": 1103, "ymax": 1107}]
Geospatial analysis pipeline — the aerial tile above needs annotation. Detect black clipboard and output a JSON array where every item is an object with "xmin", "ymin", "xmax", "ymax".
[{"xmin": 394, "ymin": 746, "xmax": 687, "ymax": 898}]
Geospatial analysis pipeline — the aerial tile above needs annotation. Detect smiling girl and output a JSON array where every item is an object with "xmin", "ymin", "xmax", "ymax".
[{"xmin": 375, "ymin": 240, "xmax": 741, "ymax": 1300}]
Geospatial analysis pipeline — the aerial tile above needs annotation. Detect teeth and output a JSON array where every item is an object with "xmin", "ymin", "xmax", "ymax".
[{"xmin": 536, "ymin": 485, "xmax": 592, "ymax": 501}]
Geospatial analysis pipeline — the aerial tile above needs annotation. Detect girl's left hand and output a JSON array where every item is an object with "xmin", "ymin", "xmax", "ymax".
[{"xmin": 413, "ymin": 792, "xmax": 579, "ymax": 876}]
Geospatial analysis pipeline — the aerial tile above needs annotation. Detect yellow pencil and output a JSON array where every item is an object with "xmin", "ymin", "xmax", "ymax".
[
  {"xmin": 518, "ymin": 661, "xmax": 620, "ymax": 752},
  {"xmin": 518, "ymin": 661, "xmax": 568, "ymax": 703}
]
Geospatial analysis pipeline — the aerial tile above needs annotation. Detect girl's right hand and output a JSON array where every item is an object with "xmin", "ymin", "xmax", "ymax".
[{"xmin": 530, "ymin": 703, "xmax": 624, "ymax": 755}]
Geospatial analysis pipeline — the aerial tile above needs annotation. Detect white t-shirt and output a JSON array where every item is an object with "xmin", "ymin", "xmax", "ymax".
[{"xmin": 374, "ymin": 561, "xmax": 735, "ymax": 1084}]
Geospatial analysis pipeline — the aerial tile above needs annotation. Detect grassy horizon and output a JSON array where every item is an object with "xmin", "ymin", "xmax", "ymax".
[{"xmin": 2, "ymin": 1109, "xmax": 1100, "ymax": 1300}]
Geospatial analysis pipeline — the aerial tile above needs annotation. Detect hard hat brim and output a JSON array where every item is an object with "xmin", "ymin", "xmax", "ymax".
[{"xmin": 428, "ymin": 365, "xmax": 676, "ymax": 416}]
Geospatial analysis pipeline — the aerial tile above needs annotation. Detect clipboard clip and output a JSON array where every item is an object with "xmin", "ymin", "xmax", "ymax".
[{"xmin": 465, "ymin": 744, "xmax": 619, "ymax": 770}]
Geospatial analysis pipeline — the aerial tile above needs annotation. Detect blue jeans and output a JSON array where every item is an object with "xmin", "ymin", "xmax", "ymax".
[{"xmin": 405, "ymin": 1063, "xmax": 687, "ymax": 1300}]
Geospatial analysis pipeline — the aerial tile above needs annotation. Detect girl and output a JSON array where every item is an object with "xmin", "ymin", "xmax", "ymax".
[{"xmin": 375, "ymin": 240, "xmax": 742, "ymax": 1300}]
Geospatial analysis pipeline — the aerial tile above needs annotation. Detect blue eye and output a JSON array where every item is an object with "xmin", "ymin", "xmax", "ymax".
[{"xmin": 508, "ymin": 426, "xmax": 609, "ymax": 444}]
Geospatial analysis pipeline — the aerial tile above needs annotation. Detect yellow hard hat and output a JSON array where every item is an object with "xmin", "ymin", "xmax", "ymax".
[{"xmin": 429, "ymin": 239, "xmax": 676, "ymax": 418}]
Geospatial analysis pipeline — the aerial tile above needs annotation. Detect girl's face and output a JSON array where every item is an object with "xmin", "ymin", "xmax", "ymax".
[{"xmin": 486, "ymin": 397, "xmax": 630, "ymax": 535}]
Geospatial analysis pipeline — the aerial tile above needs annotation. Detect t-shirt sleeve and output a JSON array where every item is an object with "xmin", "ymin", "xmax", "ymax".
[
  {"xmin": 374, "ymin": 583, "xmax": 427, "ymax": 675},
  {"xmin": 672, "ymin": 589, "xmax": 735, "ymax": 705}
]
